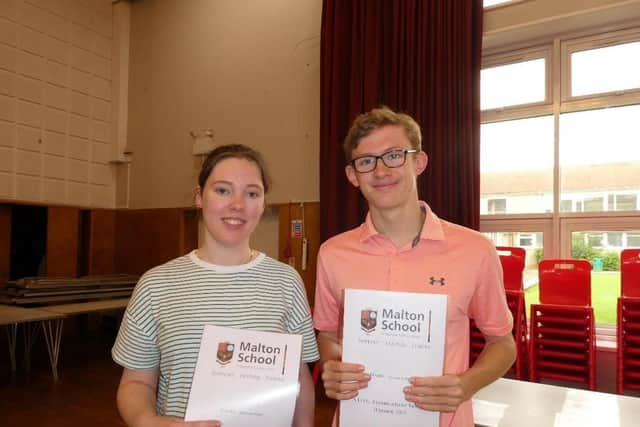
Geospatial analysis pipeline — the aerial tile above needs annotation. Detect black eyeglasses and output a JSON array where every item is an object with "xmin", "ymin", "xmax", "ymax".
[{"xmin": 350, "ymin": 148, "xmax": 418, "ymax": 173}]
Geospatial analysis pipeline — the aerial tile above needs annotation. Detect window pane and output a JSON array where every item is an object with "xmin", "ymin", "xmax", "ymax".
[
  {"xmin": 481, "ymin": 59, "xmax": 546, "ymax": 110},
  {"xmin": 481, "ymin": 116, "xmax": 554, "ymax": 214},
  {"xmin": 482, "ymin": 231, "xmax": 543, "ymax": 289},
  {"xmin": 584, "ymin": 197, "xmax": 604, "ymax": 212},
  {"xmin": 616, "ymin": 194, "xmax": 638, "ymax": 211},
  {"xmin": 571, "ymin": 41, "xmax": 640, "ymax": 97},
  {"xmin": 570, "ymin": 231, "xmax": 634, "ymax": 325},
  {"xmin": 607, "ymin": 232, "xmax": 623, "ymax": 247},
  {"xmin": 488, "ymin": 198, "xmax": 506, "ymax": 214},
  {"xmin": 628, "ymin": 234, "xmax": 640, "ymax": 246},
  {"xmin": 587, "ymin": 232, "xmax": 604, "ymax": 247},
  {"xmin": 559, "ymin": 105, "xmax": 640, "ymax": 213}
]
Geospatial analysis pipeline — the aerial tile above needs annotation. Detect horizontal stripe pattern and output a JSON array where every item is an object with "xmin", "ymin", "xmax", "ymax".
[{"xmin": 112, "ymin": 251, "xmax": 319, "ymax": 418}]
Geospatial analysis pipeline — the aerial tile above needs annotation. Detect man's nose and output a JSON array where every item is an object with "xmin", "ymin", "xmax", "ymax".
[{"xmin": 373, "ymin": 157, "xmax": 391, "ymax": 176}]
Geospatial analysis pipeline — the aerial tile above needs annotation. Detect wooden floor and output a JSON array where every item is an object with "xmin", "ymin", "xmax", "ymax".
[{"xmin": 0, "ymin": 318, "xmax": 336, "ymax": 427}]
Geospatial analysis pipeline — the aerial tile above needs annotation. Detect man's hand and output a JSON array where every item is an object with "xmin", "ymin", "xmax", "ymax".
[
  {"xmin": 403, "ymin": 374, "xmax": 468, "ymax": 413},
  {"xmin": 321, "ymin": 360, "xmax": 370, "ymax": 400}
]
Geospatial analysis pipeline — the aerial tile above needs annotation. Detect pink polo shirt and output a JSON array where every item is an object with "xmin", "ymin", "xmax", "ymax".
[{"xmin": 314, "ymin": 201, "xmax": 513, "ymax": 427}]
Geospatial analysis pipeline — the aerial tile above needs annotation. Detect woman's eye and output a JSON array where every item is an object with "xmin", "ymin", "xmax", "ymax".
[
  {"xmin": 214, "ymin": 187, "xmax": 230, "ymax": 195},
  {"xmin": 247, "ymin": 191, "xmax": 261, "ymax": 199}
]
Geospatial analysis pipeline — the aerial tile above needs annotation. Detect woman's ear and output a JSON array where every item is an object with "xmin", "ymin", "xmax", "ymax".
[{"xmin": 194, "ymin": 186, "xmax": 202, "ymax": 208}]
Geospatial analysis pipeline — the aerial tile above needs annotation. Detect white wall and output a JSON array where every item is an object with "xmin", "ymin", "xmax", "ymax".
[
  {"xmin": 126, "ymin": 0, "xmax": 322, "ymax": 209},
  {"xmin": 0, "ymin": 0, "xmax": 116, "ymax": 207}
]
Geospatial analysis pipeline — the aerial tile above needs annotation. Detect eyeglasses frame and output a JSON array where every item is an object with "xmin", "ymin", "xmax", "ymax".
[{"xmin": 349, "ymin": 148, "xmax": 419, "ymax": 173}]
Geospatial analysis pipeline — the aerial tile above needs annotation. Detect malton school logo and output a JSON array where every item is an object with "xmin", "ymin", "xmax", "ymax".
[
  {"xmin": 361, "ymin": 309, "xmax": 377, "ymax": 333},
  {"xmin": 216, "ymin": 342, "xmax": 234, "ymax": 366}
]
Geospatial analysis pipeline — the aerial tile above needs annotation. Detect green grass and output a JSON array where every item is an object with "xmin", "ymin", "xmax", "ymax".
[{"xmin": 524, "ymin": 272, "xmax": 620, "ymax": 324}]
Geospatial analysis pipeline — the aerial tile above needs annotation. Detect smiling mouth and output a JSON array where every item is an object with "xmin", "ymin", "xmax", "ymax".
[
  {"xmin": 373, "ymin": 182, "xmax": 397, "ymax": 191},
  {"xmin": 222, "ymin": 218, "xmax": 246, "ymax": 225}
]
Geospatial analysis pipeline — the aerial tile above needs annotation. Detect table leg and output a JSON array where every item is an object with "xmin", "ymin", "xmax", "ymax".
[
  {"xmin": 4, "ymin": 324, "xmax": 18, "ymax": 372},
  {"xmin": 23, "ymin": 321, "xmax": 41, "ymax": 373},
  {"xmin": 41, "ymin": 318, "xmax": 64, "ymax": 382}
]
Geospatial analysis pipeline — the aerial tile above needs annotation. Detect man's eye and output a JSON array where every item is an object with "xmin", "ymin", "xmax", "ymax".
[
  {"xmin": 387, "ymin": 150, "xmax": 403, "ymax": 160},
  {"xmin": 356, "ymin": 157, "xmax": 374, "ymax": 167}
]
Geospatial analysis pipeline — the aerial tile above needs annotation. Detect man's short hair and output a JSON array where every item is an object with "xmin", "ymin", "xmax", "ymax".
[{"xmin": 343, "ymin": 106, "xmax": 422, "ymax": 162}]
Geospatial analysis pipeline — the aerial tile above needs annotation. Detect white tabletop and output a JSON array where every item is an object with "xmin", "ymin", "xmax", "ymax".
[
  {"xmin": 41, "ymin": 298, "xmax": 130, "ymax": 315},
  {"xmin": 0, "ymin": 304, "xmax": 63, "ymax": 325},
  {"xmin": 473, "ymin": 378, "xmax": 640, "ymax": 427}
]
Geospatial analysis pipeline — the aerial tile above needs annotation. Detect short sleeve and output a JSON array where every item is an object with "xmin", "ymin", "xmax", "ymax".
[
  {"xmin": 285, "ymin": 269, "xmax": 320, "ymax": 363},
  {"xmin": 112, "ymin": 280, "xmax": 160, "ymax": 369},
  {"xmin": 312, "ymin": 247, "xmax": 340, "ymax": 332},
  {"xmin": 468, "ymin": 247, "xmax": 513, "ymax": 337}
]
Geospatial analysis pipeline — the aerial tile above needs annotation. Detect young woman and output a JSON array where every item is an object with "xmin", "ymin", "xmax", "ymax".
[{"xmin": 112, "ymin": 144, "xmax": 319, "ymax": 427}]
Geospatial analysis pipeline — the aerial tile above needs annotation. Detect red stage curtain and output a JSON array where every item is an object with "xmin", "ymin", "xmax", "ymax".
[{"xmin": 320, "ymin": 0, "xmax": 483, "ymax": 241}]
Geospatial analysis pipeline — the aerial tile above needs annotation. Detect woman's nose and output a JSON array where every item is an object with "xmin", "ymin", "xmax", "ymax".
[{"xmin": 229, "ymin": 193, "xmax": 245, "ymax": 210}]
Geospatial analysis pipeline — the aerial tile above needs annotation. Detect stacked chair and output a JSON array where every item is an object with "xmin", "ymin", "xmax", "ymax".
[
  {"xmin": 470, "ymin": 246, "xmax": 528, "ymax": 379},
  {"xmin": 529, "ymin": 259, "xmax": 596, "ymax": 390},
  {"xmin": 617, "ymin": 248, "xmax": 640, "ymax": 394}
]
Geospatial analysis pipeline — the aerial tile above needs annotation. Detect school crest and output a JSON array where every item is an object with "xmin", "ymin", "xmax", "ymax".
[
  {"xmin": 360, "ymin": 309, "xmax": 377, "ymax": 333},
  {"xmin": 216, "ymin": 342, "xmax": 234, "ymax": 365}
]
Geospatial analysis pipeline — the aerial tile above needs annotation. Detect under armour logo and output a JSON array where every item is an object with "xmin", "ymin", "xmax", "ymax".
[{"xmin": 429, "ymin": 276, "xmax": 446, "ymax": 286}]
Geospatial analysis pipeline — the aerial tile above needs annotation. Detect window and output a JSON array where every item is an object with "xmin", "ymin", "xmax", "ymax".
[
  {"xmin": 570, "ymin": 41, "xmax": 640, "ymax": 98},
  {"xmin": 559, "ymin": 104, "xmax": 640, "ymax": 213},
  {"xmin": 480, "ymin": 116, "xmax": 554, "ymax": 214},
  {"xmin": 583, "ymin": 197, "xmax": 604, "ymax": 212},
  {"xmin": 564, "ymin": 223, "xmax": 640, "ymax": 325},
  {"xmin": 488, "ymin": 198, "xmax": 507, "ymax": 214},
  {"xmin": 562, "ymin": 29, "xmax": 640, "ymax": 105},
  {"xmin": 518, "ymin": 233, "xmax": 535, "ymax": 247},
  {"xmin": 481, "ymin": 218, "xmax": 550, "ymax": 293},
  {"xmin": 616, "ymin": 194, "xmax": 638, "ymax": 211},
  {"xmin": 481, "ymin": 27, "xmax": 640, "ymax": 333},
  {"xmin": 560, "ymin": 200, "xmax": 572, "ymax": 212},
  {"xmin": 586, "ymin": 232, "xmax": 604, "ymax": 247},
  {"xmin": 607, "ymin": 232, "xmax": 623, "ymax": 247},
  {"xmin": 628, "ymin": 233, "xmax": 640, "ymax": 247},
  {"xmin": 481, "ymin": 58, "xmax": 546, "ymax": 110}
]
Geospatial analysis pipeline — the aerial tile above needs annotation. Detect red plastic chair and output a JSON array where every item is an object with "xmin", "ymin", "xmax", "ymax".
[
  {"xmin": 538, "ymin": 259, "xmax": 592, "ymax": 306},
  {"xmin": 530, "ymin": 259, "xmax": 596, "ymax": 390},
  {"xmin": 497, "ymin": 246, "xmax": 526, "ymax": 291},
  {"xmin": 617, "ymin": 248, "xmax": 640, "ymax": 394},
  {"xmin": 470, "ymin": 246, "xmax": 528, "ymax": 379},
  {"xmin": 621, "ymin": 248, "xmax": 640, "ymax": 298}
]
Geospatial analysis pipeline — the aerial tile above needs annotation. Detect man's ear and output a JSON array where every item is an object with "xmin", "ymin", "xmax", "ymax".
[
  {"xmin": 415, "ymin": 151, "xmax": 428, "ymax": 176},
  {"xmin": 194, "ymin": 186, "xmax": 202, "ymax": 208},
  {"xmin": 345, "ymin": 164, "xmax": 360, "ymax": 188}
]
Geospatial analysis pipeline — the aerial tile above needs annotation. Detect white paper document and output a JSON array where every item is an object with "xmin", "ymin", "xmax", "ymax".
[
  {"xmin": 185, "ymin": 325, "xmax": 302, "ymax": 426},
  {"xmin": 340, "ymin": 289, "xmax": 447, "ymax": 427}
]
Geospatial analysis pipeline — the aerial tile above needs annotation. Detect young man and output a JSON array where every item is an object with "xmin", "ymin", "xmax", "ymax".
[{"xmin": 313, "ymin": 106, "xmax": 516, "ymax": 426}]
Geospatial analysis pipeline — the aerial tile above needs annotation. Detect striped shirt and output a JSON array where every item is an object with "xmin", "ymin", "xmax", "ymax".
[{"xmin": 112, "ymin": 250, "xmax": 319, "ymax": 418}]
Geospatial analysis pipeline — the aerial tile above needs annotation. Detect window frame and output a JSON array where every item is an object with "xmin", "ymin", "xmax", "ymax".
[
  {"xmin": 481, "ymin": 46, "xmax": 553, "ymax": 122},
  {"xmin": 561, "ymin": 27, "xmax": 640, "ymax": 112},
  {"xmin": 480, "ymin": 24, "xmax": 640, "ymax": 344}
]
